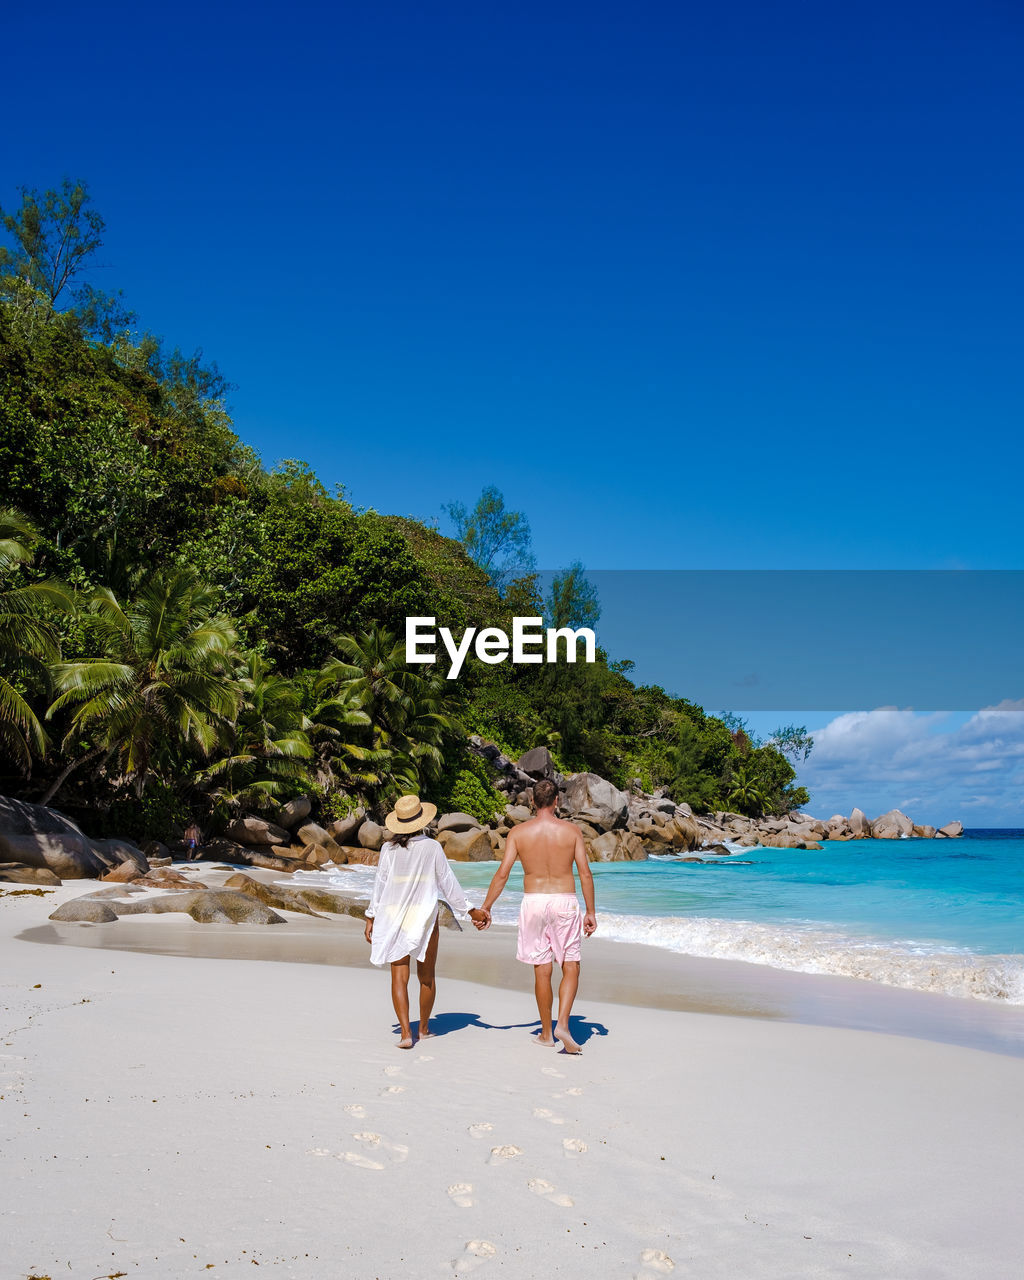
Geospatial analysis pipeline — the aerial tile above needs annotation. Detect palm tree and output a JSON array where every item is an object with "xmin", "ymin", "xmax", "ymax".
[
  {"xmin": 295, "ymin": 665, "xmax": 378, "ymax": 794},
  {"xmin": 322, "ymin": 624, "xmax": 464, "ymax": 806},
  {"xmin": 196, "ymin": 652, "xmax": 314, "ymax": 818},
  {"xmin": 727, "ymin": 765, "xmax": 769, "ymax": 817},
  {"xmin": 0, "ymin": 509, "xmax": 72, "ymax": 772},
  {"xmin": 44, "ymin": 567, "xmax": 240, "ymax": 803}
]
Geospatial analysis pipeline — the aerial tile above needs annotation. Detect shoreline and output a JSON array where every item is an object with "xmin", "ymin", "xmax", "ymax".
[{"xmin": 18, "ymin": 873, "xmax": 1024, "ymax": 1060}]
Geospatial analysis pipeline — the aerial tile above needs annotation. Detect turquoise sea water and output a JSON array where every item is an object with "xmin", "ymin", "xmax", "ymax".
[{"xmin": 448, "ymin": 830, "xmax": 1024, "ymax": 1004}]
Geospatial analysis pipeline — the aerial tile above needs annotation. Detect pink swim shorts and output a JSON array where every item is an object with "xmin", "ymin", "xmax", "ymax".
[{"xmin": 516, "ymin": 893, "xmax": 583, "ymax": 965}]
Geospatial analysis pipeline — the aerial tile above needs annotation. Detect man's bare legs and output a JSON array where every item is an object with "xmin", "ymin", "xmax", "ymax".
[
  {"xmin": 389, "ymin": 956, "xmax": 414, "ymax": 1048},
  {"xmin": 533, "ymin": 962, "xmax": 556, "ymax": 1045},
  {"xmin": 533, "ymin": 960, "xmax": 582, "ymax": 1051},
  {"xmin": 554, "ymin": 960, "xmax": 582, "ymax": 1053},
  {"xmin": 416, "ymin": 922, "xmax": 440, "ymax": 1038}
]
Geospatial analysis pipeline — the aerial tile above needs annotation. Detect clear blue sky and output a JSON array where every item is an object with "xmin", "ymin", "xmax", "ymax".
[{"xmin": 4, "ymin": 0, "xmax": 1022, "ymax": 572}]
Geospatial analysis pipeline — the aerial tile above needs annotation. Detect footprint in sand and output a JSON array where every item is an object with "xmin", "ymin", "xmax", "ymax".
[
  {"xmin": 541, "ymin": 1066, "xmax": 564, "ymax": 1079},
  {"xmin": 337, "ymin": 1150, "xmax": 385, "ymax": 1171},
  {"xmin": 488, "ymin": 1144, "xmax": 524, "ymax": 1165},
  {"xmin": 352, "ymin": 1131, "xmax": 409, "ymax": 1164},
  {"xmin": 383, "ymin": 1065, "xmax": 403, "ymax": 1077},
  {"xmin": 450, "ymin": 1239, "xmax": 496, "ymax": 1274},
  {"xmin": 565, "ymin": 1087, "xmax": 584, "ymax": 1096},
  {"xmin": 532, "ymin": 1107, "xmax": 566, "ymax": 1125},
  {"xmin": 447, "ymin": 1182, "xmax": 475, "ymax": 1208},
  {"xmin": 467, "ymin": 1122, "xmax": 494, "ymax": 1139},
  {"xmin": 636, "ymin": 1247, "xmax": 675, "ymax": 1276},
  {"xmin": 562, "ymin": 1138, "xmax": 588, "ymax": 1159},
  {"xmin": 343, "ymin": 1104, "xmax": 368, "ymax": 1118},
  {"xmin": 527, "ymin": 1177, "xmax": 574, "ymax": 1208},
  {"xmin": 380, "ymin": 1084, "xmax": 406, "ymax": 1096},
  {"xmin": 415, "ymin": 1054, "xmax": 434, "ymax": 1063},
  {"xmin": 305, "ymin": 1147, "xmax": 333, "ymax": 1157}
]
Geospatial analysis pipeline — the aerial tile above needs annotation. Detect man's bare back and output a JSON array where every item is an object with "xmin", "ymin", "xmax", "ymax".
[{"xmin": 509, "ymin": 810, "xmax": 584, "ymax": 894}]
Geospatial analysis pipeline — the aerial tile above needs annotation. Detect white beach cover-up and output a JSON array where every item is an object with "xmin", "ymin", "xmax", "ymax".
[{"xmin": 366, "ymin": 834, "xmax": 472, "ymax": 966}]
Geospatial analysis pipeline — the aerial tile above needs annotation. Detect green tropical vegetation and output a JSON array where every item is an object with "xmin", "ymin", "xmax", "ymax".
[
  {"xmin": 0, "ymin": 178, "xmax": 810, "ymax": 842},
  {"xmin": 0, "ymin": 510, "xmax": 71, "ymax": 768}
]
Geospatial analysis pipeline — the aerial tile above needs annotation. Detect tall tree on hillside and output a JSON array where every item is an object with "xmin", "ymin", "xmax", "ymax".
[
  {"xmin": 767, "ymin": 723, "xmax": 815, "ymax": 762},
  {"xmin": 0, "ymin": 178, "xmax": 133, "ymax": 339},
  {"xmin": 44, "ymin": 568, "xmax": 240, "ymax": 803},
  {"xmin": 545, "ymin": 560, "xmax": 601, "ymax": 630},
  {"xmin": 443, "ymin": 486, "xmax": 536, "ymax": 593},
  {"xmin": 665, "ymin": 717, "xmax": 729, "ymax": 811}
]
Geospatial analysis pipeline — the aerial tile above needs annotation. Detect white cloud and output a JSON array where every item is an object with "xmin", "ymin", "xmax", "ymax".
[{"xmin": 799, "ymin": 702, "xmax": 1024, "ymax": 828}]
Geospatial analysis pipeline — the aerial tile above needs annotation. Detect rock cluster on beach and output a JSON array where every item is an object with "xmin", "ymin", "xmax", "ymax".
[
  {"xmin": 0, "ymin": 740, "xmax": 964, "ymax": 892},
  {"xmin": 44, "ymin": 870, "xmax": 463, "ymax": 929}
]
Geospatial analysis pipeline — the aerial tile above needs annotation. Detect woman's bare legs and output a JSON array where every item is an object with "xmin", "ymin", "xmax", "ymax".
[
  {"xmin": 416, "ymin": 921, "xmax": 440, "ymax": 1038},
  {"xmin": 389, "ymin": 955, "xmax": 414, "ymax": 1048}
]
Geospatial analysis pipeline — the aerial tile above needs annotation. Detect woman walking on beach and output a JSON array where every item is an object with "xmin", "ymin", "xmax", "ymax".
[{"xmin": 364, "ymin": 794, "xmax": 488, "ymax": 1048}]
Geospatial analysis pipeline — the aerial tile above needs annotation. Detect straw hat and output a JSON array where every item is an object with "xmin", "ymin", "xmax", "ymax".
[{"xmin": 384, "ymin": 793, "xmax": 437, "ymax": 834}]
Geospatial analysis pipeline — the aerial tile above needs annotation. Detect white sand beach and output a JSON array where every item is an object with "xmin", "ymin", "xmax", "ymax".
[{"xmin": 4, "ymin": 875, "xmax": 1024, "ymax": 1280}]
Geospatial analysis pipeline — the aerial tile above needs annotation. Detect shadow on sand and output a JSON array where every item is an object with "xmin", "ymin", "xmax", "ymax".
[{"xmin": 396, "ymin": 1010, "xmax": 610, "ymax": 1048}]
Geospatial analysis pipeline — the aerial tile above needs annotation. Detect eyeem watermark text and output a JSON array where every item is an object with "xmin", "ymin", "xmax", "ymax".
[{"xmin": 405, "ymin": 616, "xmax": 597, "ymax": 679}]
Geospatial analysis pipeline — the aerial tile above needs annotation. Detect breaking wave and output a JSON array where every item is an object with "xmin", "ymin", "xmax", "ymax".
[
  {"xmin": 288, "ymin": 863, "xmax": 377, "ymax": 896},
  {"xmin": 595, "ymin": 911, "xmax": 1024, "ymax": 1004}
]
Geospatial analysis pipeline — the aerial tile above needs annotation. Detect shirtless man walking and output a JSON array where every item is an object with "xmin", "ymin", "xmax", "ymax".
[{"xmin": 477, "ymin": 778, "xmax": 597, "ymax": 1053}]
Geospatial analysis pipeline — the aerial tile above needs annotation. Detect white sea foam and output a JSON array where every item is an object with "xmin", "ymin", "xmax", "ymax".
[
  {"xmin": 284, "ymin": 864, "xmax": 377, "ymax": 897},
  {"xmin": 652, "ymin": 839, "xmax": 757, "ymax": 859},
  {"xmin": 596, "ymin": 911, "xmax": 1024, "ymax": 1004},
  {"xmin": 714, "ymin": 839, "xmax": 760, "ymax": 855}
]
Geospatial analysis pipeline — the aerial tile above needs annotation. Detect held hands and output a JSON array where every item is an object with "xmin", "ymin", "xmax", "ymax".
[
  {"xmin": 469, "ymin": 907, "xmax": 491, "ymax": 931},
  {"xmin": 583, "ymin": 912, "xmax": 597, "ymax": 937}
]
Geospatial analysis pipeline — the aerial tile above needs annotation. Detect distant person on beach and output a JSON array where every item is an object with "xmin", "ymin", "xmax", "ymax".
[
  {"xmin": 364, "ymin": 794, "xmax": 489, "ymax": 1049},
  {"xmin": 184, "ymin": 822, "xmax": 202, "ymax": 861},
  {"xmin": 477, "ymin": 778, "xmax": 597, "ymax": 1054}
]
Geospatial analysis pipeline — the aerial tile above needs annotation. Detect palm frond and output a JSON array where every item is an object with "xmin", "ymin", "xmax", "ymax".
[
  {"xmin": 48, "ymin": 661, "xmax": 136, "ymax": 710},
  {"xmin": 0, "ymin": 674, "xmax": 49, "ymax": 755}
]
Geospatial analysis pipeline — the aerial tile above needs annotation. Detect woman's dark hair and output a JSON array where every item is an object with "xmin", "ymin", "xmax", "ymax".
[{"xmin": 389, "ymin": 830, "xmax": 413, "ymax": 847}]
